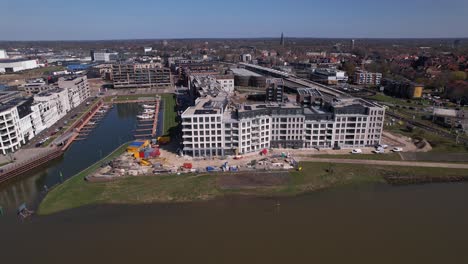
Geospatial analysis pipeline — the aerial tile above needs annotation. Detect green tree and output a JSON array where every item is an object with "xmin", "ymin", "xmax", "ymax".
[{"xmin": 450, "ymin": 71, "xmax": 467, "ymax": 81}]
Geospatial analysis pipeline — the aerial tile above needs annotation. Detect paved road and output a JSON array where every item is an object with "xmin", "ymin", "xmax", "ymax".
[{"xmin": 296, "ymin": 157, "xmax": 468, "ymax": 169}]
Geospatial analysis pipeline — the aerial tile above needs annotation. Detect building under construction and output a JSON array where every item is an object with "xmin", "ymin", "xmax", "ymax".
[{"xmin": 112, "ymin": 63, "xmax": 173, "ymax": 89}]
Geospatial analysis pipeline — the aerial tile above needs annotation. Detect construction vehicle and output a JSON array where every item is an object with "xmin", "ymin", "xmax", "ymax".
[{"xmin": 140, "ymin": 159, "xmax": 152, "ymax": 166}]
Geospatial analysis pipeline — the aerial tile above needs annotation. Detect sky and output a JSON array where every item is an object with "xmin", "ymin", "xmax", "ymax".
[{"xmin": 1, "ymin": 0, "xmax": 468, "ymax": 40}]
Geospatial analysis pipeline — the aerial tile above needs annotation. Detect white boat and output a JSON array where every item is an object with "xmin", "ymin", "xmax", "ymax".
[
  {"xmin": 143, "ymin": 104, "xmax": 155, "ymax": 109},
  {"xmin": 137, "ymin": 114, "xmax": 154, "ymax": 119},
  {"xmin": 143, "ymin": 109, "xmax": 155, "ymax": 113}
]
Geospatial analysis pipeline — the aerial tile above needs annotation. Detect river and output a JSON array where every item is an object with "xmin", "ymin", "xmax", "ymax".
[
  {"xmin": 1, "ymin": 183, "xmax": 468, "ymax": 263},
  {"xmin": 1, "ymin": 103, "xmax": 468, "ymax": 263}
]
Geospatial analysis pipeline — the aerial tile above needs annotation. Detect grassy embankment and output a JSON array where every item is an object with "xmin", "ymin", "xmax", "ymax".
[
  {"xmin": 103, "ymin": 94, "xmax": 159, "ymax": 103},
  {"xmin": 311, "ymin": 153, "xmax": 402, "ymax": 161},
  {"xmin": 39, "ymin": 154, "xmax": 468, "ymax": 215},
  {"xmin": 160, "ymin": 93, "xmax": 177, "ymax": 136},
  {"xmin": 385, "ymin": 122, "xmax": 468, "ymax": 153}
]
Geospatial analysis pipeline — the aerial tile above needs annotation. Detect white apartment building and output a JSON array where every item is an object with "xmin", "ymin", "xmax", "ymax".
[
  {"xmin": 354, "ymin": 70, "xmax": 382, "ymax": 86},
  {"xmin": 58, "ymin": 75, "xmax": 90, "ymax": 108},
  {"xmin": 0, "ymin": 104, "xmax": 25, "ymax": 154},
  {"xmin": 215, "ymin": 75, "xmax": 235, "ymax": 91},
  {"xmin": 20, "ymin": 78, "xmax": 51, "ymax": 95},
  {"xmin": 181, "ymin": 93, "xmax": 385, "ymax": 157},
  {"xmin": 34, "ymin": 88, "xmax": 71, "ymax": 127},
  {"xmin": 0, "ymin": 76, "xmax": 89, "ymax": 154}
]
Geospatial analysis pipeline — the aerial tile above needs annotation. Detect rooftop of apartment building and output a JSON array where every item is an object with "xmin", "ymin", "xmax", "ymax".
[
  {"xmin": 330, "ymin": 97, "xmax": 382, "ymax": 109},
  {"xmin": 0, "ymin": 97, "xmax": 33, "ymax": 116},
  {"xmin": 0, "ymin": 91, "xmax": 22, "ymax": 103},
  {"xmin": 229, "ymin": 68, "xmax": 262, "ymax": 77},
  {"xmin": 214, "ymin": 74, "xmax": 234, "ymax": 80},
  {"xmin": 22, "ymin": 78, "xmax": 47, "ymax": 87},
  {"xmin": 182, "ymin": 96, "xmax": 227, "ymax": 116},
  {"xmin": 297, "ymin": 87, "xmax": 322, "ymax": 97},
  {"xmin": 36, "ymin": 88, "xmax": 66, "ymax": 97},
  {"xmin": 59, "ymin": 75, "xmax": 85, "ymax": 82}
]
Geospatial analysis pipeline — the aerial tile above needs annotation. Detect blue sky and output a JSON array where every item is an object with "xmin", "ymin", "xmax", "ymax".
[{"xmin": 2, "ymin": 0, "xmax": 467, "ymax": 40}]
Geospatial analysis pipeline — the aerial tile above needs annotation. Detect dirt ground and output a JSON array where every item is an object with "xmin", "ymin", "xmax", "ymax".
[{"xmin": 154, "ymin": 130, "xmax": 430, "ymax": 171}]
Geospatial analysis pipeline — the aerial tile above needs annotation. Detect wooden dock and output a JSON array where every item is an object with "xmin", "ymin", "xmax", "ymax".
[{"xmin": 133, "ymin": 98, "xmax": 160, "ymax": 139}]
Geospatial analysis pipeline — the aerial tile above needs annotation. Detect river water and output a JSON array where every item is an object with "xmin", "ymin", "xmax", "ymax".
[{"xmin": 1, "ymin": 103, "xmax": 468, "ymax": 263}]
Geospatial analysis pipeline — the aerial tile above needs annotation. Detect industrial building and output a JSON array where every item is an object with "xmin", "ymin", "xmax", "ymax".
[
  {"xmin": 354, "ymin": 70, "xmax": 382, "ymax": 86},
  {"xmin": 91, "ymin": 50, "xmax": 118, "ymax": 62},
  {"xmin": 112, "ymin": 63, "xmax": 172, "ymax": 89},
  {"xmin": 382, "ymin": 79, "xmax": 424, "ymax": 99},
  {"xmin": 181, "ymin": 88, "xmax": 385, "ymax": 157},
  {"xmin": 0, "ymin": 59, "xmax": 39, "ymax": 73}
]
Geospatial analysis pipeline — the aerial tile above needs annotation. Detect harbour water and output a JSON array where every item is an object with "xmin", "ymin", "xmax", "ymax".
[{"xmin": 0, "ymin": 103, "xmax": 140, "ymax": 214}]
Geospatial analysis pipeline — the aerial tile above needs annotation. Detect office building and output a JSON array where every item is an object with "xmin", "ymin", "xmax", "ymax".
[
  {"xmin": 112, "ymin": 63, "xmax": 172, "ymax": 89},
  {"xmin": 354, "ymin": 70, "xmax": 382, "ymax": 86}
]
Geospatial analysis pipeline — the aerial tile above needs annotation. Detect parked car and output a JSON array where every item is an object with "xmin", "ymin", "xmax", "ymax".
[
  {"xmin": 392, "ymin": 147, "xmax": 403, "ymax": 152},
  {"xmin": 373, "ymin": 148, "xmax": 385, "ymax": 154},
  {"xmin": 351, "ymin": 149, "xmax": 362, "ymax": 154},
  {"xmin": 377, "ymin": 144, "xmax": 389, "ymax": 149}
]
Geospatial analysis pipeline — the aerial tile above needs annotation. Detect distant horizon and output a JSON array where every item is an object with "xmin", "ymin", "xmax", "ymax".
[
  {"xmin": 0, "ymin": 36, "xmax": 467, "ymax": 42},
  {"xmin": 3, "ymin": 0, "xmax": 467, "ymax": 41}
]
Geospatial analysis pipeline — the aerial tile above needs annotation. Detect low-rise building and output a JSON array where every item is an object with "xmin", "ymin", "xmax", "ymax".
[
  {"xmin": 354, "ymin": 70, "xmax": 382, "ymax": 86},
  {"xmin": 382, "ymin": 78, "xmax": 424, "ymax": 99},
  {"xmin": 20, "ymin": 79, "xmax": 51, "ymax": 95},
  {"xmin": 311, "ymin": 69, "xmax": 348, "ymax": 85}
]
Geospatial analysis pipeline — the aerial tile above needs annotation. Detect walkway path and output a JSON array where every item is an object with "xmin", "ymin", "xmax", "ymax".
[{"xmin": 295, "ymin": 157, "xmax": 468, "ymax": 169}]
